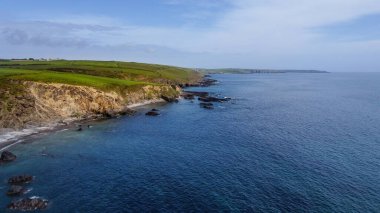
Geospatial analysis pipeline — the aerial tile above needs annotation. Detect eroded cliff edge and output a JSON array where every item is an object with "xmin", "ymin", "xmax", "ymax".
[{"xmin": 0, "ymin": 81, "xmax": 180, "ymax": 130}]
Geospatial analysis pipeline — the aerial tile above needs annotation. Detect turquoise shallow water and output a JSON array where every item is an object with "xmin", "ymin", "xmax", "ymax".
[{"xmin": 1, "ymin": 73, "xmax": 380, "ymax": 212}]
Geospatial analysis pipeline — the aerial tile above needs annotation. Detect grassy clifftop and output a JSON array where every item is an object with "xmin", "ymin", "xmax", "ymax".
[
  {"xmin": 0, "ymin": 60, "xmax": 202, "ymax": 100},
  {"xmin": 0, "ymin": 60, "xmax": 201, "ymax": 88},
  {"xmin": 0, "ymin": 60, "xmax": 200, "ymax": 103}
]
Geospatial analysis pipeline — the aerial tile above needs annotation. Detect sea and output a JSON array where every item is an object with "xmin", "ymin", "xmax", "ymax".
[{"xmin": 1, "ymin": 73, "xmax": 380, "ymax": 212}]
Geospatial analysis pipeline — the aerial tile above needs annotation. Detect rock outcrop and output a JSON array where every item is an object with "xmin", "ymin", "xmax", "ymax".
[
  {"xmin": 146, "ymin": 110, "xmax": 160, "ymax": 116},
  {"xmin": 198, "ymin": 96, "xmax": 231, "ymax": 103},
  {"xmin": 7, "ymin": 197, "xmax": 48, "ymax": 211},
  {"xmin": 161, "ymin": 95, "xmax": 179, "ymax": 103},
  {"xmin": 0, "ymin": 151, "xmax": 17, "ymax": 162},
  {"xmin": 8, "ymin": 175, "xmax": 33, "ymax": 184},
  {"xmin": 7, "ymin": 185, "xmax": 25, "ymax": 196},
  {"xmin": 182, "ymin": 91, "xmax": 209, "ymax": 97}
]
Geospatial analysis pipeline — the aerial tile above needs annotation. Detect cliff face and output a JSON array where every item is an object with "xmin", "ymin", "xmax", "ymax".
[{"xmin": 0, "ymin": 81, "xmax": 180, "ymax": 130}]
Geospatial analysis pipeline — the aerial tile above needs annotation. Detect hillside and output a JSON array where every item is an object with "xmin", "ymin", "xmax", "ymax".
[
  {"xmin": 199, "ymin": 68, "xmax": 328, "ymax": 74},
  {"xmin": 0, "ymin": 60, "xmax": 202, "ymax": 129}
]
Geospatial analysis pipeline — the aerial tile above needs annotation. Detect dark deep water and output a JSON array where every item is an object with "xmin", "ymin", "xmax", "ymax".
[{"xmin": 1, "ymin": 73, "xmax": 380, "ymax": 212}]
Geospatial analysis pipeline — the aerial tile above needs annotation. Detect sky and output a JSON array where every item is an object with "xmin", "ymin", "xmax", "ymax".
[{"xmin": 1, "ymin": 0, "xmax": 380, "ymax": 72}]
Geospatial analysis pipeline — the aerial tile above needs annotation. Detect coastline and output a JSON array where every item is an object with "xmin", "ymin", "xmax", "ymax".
[
  {"xmin": 0, "ymin": 73, "xmax": 215, "ymax": 151},
  {"xmin": 0, "ymin": 98, "xmax": 167, "ymax": 151}
]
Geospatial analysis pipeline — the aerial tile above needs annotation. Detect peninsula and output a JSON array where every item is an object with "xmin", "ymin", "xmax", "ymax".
[{"xmin": 0, "ymin": 60, "xmax": 202, "ymax": 132}]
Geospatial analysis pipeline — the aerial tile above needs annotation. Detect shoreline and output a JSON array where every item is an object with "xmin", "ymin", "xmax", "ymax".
[
  {"xmin": 0, "ymin": 74, "xmax": 217, "ymax": 151},
  {"xmin": 0, "ymin": 98, "xmax": 167, "ymax": 151}
]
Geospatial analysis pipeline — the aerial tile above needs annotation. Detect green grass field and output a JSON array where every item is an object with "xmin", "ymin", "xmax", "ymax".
[
  {"xmin": 10, "ymin": 70, "xmax": 147, "ymax": 90},
  {"xmin": 0, "ymin": 60, "xmax": 200, "ymax": 85}
]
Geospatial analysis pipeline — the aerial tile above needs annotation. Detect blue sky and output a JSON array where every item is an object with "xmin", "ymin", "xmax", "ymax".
[{"xmin": 1, "ymin": 0, "xmax": 380, "ymax": 72}]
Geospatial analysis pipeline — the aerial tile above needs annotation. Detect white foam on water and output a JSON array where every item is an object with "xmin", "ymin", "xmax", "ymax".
[
  {"xmin": 0, "ymin": 126, "xmax": 54, "ymax": 151},
  {"xmin": 24, "ymin": 188, "xmax": 33, "ymax": 194},
  {"xmin": 29, "ymin": 196, "xmax": 41, "ymax": 199}
]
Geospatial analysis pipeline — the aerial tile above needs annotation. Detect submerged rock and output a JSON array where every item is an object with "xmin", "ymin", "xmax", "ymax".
[
  {"xmin": 200, "ymin": 102, "xmax": 213, "ymax": 107},
  {"xmin": 151, "ymin": 108, "xmax": 159, "ymax": 112},
  {"xmin": 0, "ymin": 151, "xmax": 17, "ymax": 162},
  {"xmin": 200, "ymin": 102, "xmax": 214, "ymax": 109},
  {"xmin": 7, "ymin": 185, "xmax": 25, "ymax": 196},
  {"xmin": 8, "ymin": 175, "xmax": 33, "ymax": 184},
  {"xmin": 7, "ymin": 197, "xmax": 48, "ymax": 211}
]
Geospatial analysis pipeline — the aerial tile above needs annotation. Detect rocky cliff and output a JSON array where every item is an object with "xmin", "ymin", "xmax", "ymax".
[{"xmin": 0, "ymin": 81, "xmax": 180, "ymax": 130}]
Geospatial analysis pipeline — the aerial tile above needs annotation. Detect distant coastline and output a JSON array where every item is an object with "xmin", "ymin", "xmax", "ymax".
[{"xmin": 198, "ymin": 68, "xmax": 328, "ymax": 74}]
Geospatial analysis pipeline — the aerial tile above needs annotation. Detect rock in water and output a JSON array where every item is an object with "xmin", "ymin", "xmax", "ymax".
[
  {"xmin": 181, "ymin": 91, "xmax": 209, "ymax": 99},
  {"xmin": 146, "ymin": 111, "xmax": 160, "ymax": 116},
  {"xmin": 200, "ymin": 102, "xmax": 214, "ymax": 109},
  {"xmin": 198, "ymin": 96, "xmax": 231, "ymax": 103},
  {"xmin": 77, "ymin": 125, "xmax": 83, "ymax": 131},
  {"xmin": 7, "ymin": 185, "xmax": 25, "ymax": 196},
  {"xmin": 0, "ymin": 151, "xmax": 17, "ymax": 162},
  {"xmin": 8, "ymin": 175, "xmax": 33, "ymax": 184},
  {"xmin": 7, "ymin": 197, "xmax": 48, "ymax": 211},
  {"xmin": 200, "ymin": 102, "xmax": 213, "ymax": 106}
]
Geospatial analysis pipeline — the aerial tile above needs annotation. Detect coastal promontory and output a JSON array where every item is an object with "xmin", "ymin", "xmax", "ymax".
[{"xmin": 0, "ymin": 60, "xmax": 202, "ymax": 130}]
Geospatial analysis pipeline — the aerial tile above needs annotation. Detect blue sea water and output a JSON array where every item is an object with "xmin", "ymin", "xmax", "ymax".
[{"xmin": 1, "ymin": 73, "xmax": 380, "ymax": 212}]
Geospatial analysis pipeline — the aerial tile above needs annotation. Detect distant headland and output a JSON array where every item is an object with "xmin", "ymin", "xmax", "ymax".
[{"xmin": 198, "ymin": 68, "xmax": 329, "ymax": 74}]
